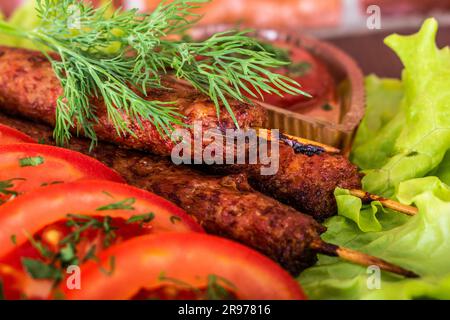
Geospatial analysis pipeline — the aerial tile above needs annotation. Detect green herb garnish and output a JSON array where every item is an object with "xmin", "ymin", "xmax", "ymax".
[
  {"xmin": 126, "ymin": 212, "xmax": 155, "ymax": 226},
  {"xmin": 0, "ymin": 280, "xmax": 4, "ymax": 300},
  {"xmin": 63, "ymin": 214, "xmax": 117, "ymax": 248},
  {"xmin": 59, "ymin": 243, "xmax": 78, "ymax": 265},
  {"xmin": 99, "ymin": 256, "xmax": 116, "ymax": 276},
  {"xmin": 21, "ymin": 258, "xmax": 62, "ymax": 280},
  {"xmin": 0, "ymin": 178, "xmax": 25, "ymax": 198},
  {"xmin": 205, "ymin": 274, "xmax": 236, "ymax": 300},
  {"xmin": 96, "ymin": 198, "xmax": 135, "ymax": 211},
  {"xmin": 82, "ymin": 245, "xmax": 98, "ymax": 263},
  {"xmin": 158, "ymin": 272, "xmax": 235, "ymax": 300},
  {"xmin": 322, "ymin": 103, "xmax": 332, "ymax": 111},
  {"xmin": 19, "ymin": 156, "xmax": 44, "ymax": 167},
  {"xmin": 0, "ymin": 0, "xmax": 306, "ymax": 147},
  {"xmin": 24, "ymin": 230, "xmax": 53, "ymax": 258},
  {"xmin": 40, "ymin": 181, "xmax": 64, "ymax": 187}
]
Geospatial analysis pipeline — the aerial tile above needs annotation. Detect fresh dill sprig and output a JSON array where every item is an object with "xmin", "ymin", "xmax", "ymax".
[{"xmin": 0, "ymin": 0, "xmax": 307, "ymax": 146}]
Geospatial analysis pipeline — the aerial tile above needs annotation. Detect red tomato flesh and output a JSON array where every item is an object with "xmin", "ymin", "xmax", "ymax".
[
  {"xmin": 0, "ymin": 213, "xmax": 158, "ymax": 299},
  {"xmin": 63, "ymin": 233, "xmax": 306, "ymax": 300},
  {"xmin": 246, "ymin": 44, "xmax": 335, "ymax": 110},
  {"xmin": 0, "ymin": 124, "xmax": 36, "ymax": 144},
  {"xmin": 0, "ymin": 180, "xmax": 202, "ymax": 259},
  {"xmin": 0, "ymin": 180, "xmax": 202, "ymax": 299},
  {"xmin": 0, "ymin": 143, "xmax": 124, "ymax": 202}
]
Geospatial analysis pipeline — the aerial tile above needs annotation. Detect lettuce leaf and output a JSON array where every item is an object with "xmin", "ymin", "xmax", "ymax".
[
  {"xmin": 334, "ymin": 188, "xmax": 384, "ymax": 232},
  {"xmin": 358, "ymin": 18, "xmax": 450, "ymax": 197},
  {"xmin": 351, "ymin": 75, "xmax": 404, "ymax": 170},
  {"xmin": 299, "ymin": 177, "xmax": 450, "ymax": 300},
  {"xmin": 0, "ymin": 0, "xmax": 40, "ymax": 50},
  {"xmin": 300, "ymin": 19, "xmax": 450, "ymax": 300},
  {"xmin": 435, "ymin": 150, "xmax": 450, "ymax": 186}
]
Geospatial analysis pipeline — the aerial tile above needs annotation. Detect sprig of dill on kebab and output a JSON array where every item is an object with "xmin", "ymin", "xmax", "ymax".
[{"xmin": 0, "ymin": 0, "xmax": 307, "ymax": 146}]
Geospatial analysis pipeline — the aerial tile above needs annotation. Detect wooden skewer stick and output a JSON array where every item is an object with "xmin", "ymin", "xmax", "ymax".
[
  {"xmin": 349, "ymin": 189, "xmax": 418, "ymax": 216},
  {"xmin": 311, "ymin": 240, "xmax": 419, "ymax": 278},
  {"xmin": 205, "ymin": 125, "xmax": 418, "ymax": 217},
  {"xmin": 256, "ymin": 128, "xmax": 341, "ymax": 154},
  {"xmin": 255, "ymin": 129, "xmax": 418, "ymax": 216}
]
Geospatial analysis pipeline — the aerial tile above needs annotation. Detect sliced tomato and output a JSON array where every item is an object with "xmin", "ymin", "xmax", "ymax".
[
  {"xmin": 0, "ymin": 143, "xmax": 124, "ymax": 202},
  {"xmin": 0, "ymin": 263, "xmax": 52, "ymax": 300},
  {"xmin": 246, "ymin": 44, "xmax": 334, "ymax": 110},
  {"xmin": 0, "ymin": 181, "xmax": 202, "ymax": 299},
  {"xmin": 0, "ymin": 124, "xmax": 36, "ymax": 144},
  {"xmin": 63, "ymin": 233, "xmax": 305, "ymax": 300},
  {"xmin": 0, "ymin": 180, "xmax": 202, "ymax": 260}
]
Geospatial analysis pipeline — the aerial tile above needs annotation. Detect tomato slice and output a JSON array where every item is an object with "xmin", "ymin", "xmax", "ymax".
[
  {"xmin": 0, "ymin": 180, "xmax": 202, "ymax": 260},
  {"xmin": 0, "ymin": 143, "xmax": 124, "ymax": 202},
  {"xmin": 62, "ymin": 233, "xmax": 306, "ymax": 300},
  {"xmin": 246, "ymin": 44, "xmax": 334, "ymax": 110},
  {"xmin": 0, "ymin": 124, "xmax": 36, "ymax": 144},
  {"xmin": 0, "ymin": 263, "xmax": 52, "ymax": 300}
]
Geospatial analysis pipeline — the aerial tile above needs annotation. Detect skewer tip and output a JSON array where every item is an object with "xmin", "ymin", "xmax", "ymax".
[
  {"xmin": 349, "ymin": 189, "xmax": 419, "ymax": 216},
  {"xmin": 312, "ymin": 240, "xmax": 419, "ymax": 279}
]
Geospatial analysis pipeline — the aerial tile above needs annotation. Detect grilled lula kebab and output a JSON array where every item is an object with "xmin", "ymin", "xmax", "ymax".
[
  {"xmin": 0, "ymin": 46, "xmax": 364, "ymax": 220},
  {"xmin": 0, "ymin": 112, "xmax": 417, "ymax": 278}
]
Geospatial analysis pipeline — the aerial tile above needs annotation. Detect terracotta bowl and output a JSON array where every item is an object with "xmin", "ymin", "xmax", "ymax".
[{"xmin": 190, "ymin": 25, "xmax": 365, "ymax": 152}]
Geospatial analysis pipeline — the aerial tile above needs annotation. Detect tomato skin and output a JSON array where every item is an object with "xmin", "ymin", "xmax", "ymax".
[
  {"xmin": 0, "ymin": 124, "xmax": 36, "ymax": 144},
  {"xmin": 0, "ymin": 143, "xmax": 124, "ymax": 196},
  {"xmin": 248, "ymin": 45, "xmax": 334, "ymax": 110},
  {"xmin": 63, "ymin": 232, "xmax": 306, "ymax": 300},
  {"xmin": 0, "ymin": 180, "xmax": 203, "ymax": 259}
]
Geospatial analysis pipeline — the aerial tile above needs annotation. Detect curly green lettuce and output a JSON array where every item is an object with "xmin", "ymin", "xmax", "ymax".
[
  {"xmin": 334, "ymin": 188, "xmax": 384, "ymax": 232},
  {"xmin": 351, "ymin": 75, "xmax": 404, "ymax": 170},
  {"xmin": 356, "ymin": 18, "xmax": 450, "ymax": 197},
  {"xmin": 300, "ymin": 18, "xmax": 450, "ymax": 300},
  {"xmin": 300, "ymin": 177, "xmax": 450, "ymax": 300}
]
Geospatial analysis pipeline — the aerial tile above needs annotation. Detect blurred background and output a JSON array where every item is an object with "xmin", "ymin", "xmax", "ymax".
[{"xmin": 1, "ymin": 0, "xmax": 449, "ymax": 77}]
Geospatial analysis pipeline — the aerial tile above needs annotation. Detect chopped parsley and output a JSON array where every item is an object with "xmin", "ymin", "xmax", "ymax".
[
  {"xmin": 322, "ymin": 103, "xmax": 333, "ymax": 111},
  {"xmin": 99, "ymin": 256, "xmax": 116, "ymax": 276},
  {"xmin": 0, "ymin": 280, "xmax": 4, "ymax": 300},
  {"xmin": 24, "ymin": 231, "xmax": 52, "ymax": 258},
  {"xmin": 63, "ymin": 214, "xmax": 117, "ymax": 248},
  {"xmin": 10, "ymin": 234, "xmax": 16, "ymax": 245},
  {"xmin": 21, "ymin": 258, "xmax": 62, "ymax": 281},
  {"xmin": 96, "ymin": 197, "xmax": 135, "ymax": 211},
  {"xmin": 19, "ymin": 156, "xmax": 45, "ymax": 167},
  {"xmin": 206, "ymin": 275, "xmax": 236, "ymax": 300},
  {"xmin": 0, "ymin": 178, "xmax": 25, "ymax": 198},
  {"xmin": 40, "ymin": 181, "xmax": 64, "ymax": 187},
  {"xmin": 59, "ymin": 243, "xmax": 78, "ymax": 266},
  {"xmin": 82, "ymin": 245, "xmax": 98, "ymax": 263},
  {"xmin": 126, "ymin": 212, "xmax": 155, "ymax": 226},
  {"xmin": 158, "ymin": 273, "xmax": 236, "ymax": 300}
]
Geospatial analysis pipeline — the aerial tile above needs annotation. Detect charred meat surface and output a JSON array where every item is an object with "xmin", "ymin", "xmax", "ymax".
[
  {"xmin": 0, "ymin": 46, "xmax": 267, "ymax": 155},
  {"xmin": 0, "ymin": 113, "xmax": 325, "ymax": 275},
  {"xmin": 0, "ymin": 46, "xmax": 361, "ymax": 220}
]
